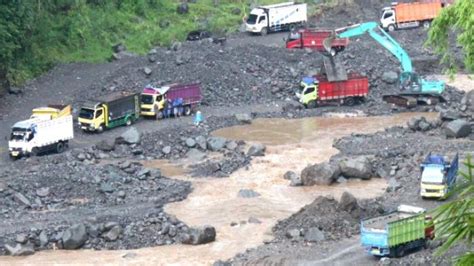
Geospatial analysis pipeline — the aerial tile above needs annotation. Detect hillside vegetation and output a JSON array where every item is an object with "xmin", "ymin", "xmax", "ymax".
[{"xmin": 0, "ymin": 0, "xmax": 326, "ymax": 92}]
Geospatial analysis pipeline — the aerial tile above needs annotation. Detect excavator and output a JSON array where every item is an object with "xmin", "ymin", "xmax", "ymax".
[{"xmin": 322, "ymin": 21, "xmax": 445, "ymax": 107}]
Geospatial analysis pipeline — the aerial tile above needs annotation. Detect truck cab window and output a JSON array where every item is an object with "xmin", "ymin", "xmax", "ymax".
[
  {"xmin": 258, "ymin": 16, "xmax": 266, "ymax": 24},
  {"xmin": 157, "ymin": 95, "xmax": 163, "ymax": 102},
  {"xmin": 247, "ymin": 14, "xmax": 257, "ymax": 25},
  {"xmin": 95, "ymin": 109, "xmax": 103, "ymax": 118},
  {"xmin": 305, "ymin": 87, "xmax": 315, "ymax": 94},
  {"xmin": 383, "ymin": 11, "xmax": 393, "ymax": 19}
]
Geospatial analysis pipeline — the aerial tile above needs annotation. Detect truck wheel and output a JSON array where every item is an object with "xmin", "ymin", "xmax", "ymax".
[
  {"xmin": 422, "ymin": 21, "xmax": 431, "ymax": 29},
  {"xmin": 97, "ymin": 124, "xmax": 105, "ymax": 133},
  {"xmin": 344, "ymin": 97, "xmax": 355, "ymax": 106},
  {"xmin": 307, "ymin": 100, "xmax": 317, "ymax": 109},
  {"xmin": 31, "ymin": 147, "xmax": 39, "ymax": 157},
  {"xmin": 184, "ymin": 106, "xmax": 192, "ymax": 116},
  {"xmin": 56, "ymin": 142, "xmax": 65, "ymax": 153},
  {"xmin": 395, "ymin": 245, "xmax": 405, "ymax": 257},
  {"xmin": 260, "ymin": 27, "xmax": 268, "ymax": 36},
  {"xmin": 388, "ymin": 24, "xmax": 396, "ymax": 32}
]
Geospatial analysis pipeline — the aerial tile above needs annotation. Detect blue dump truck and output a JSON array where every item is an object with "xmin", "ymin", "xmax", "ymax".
[
  {"xmin": 420, "ymin": 153, "xmax": 458, "ymax": 199},
  {"xmin": 361, "ymin": 205, "xmax": 434, "ymax": 257}
]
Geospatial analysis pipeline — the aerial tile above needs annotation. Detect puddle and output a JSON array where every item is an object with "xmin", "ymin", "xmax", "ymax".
[
  {"xmin": 1, "ymin": 112, "xmax": 436, "ymax": 265},
  {"xmin": 142, "ymin": 159, "xmax": 187, "ymax": 177}
]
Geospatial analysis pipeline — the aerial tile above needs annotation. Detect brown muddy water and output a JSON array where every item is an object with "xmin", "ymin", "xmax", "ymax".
[{"xmin": 2, "ymin": 112, "xmax": 437, "ymax": 265}]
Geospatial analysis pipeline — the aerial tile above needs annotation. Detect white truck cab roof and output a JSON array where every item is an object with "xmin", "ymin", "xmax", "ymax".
[{"xmin": 421, "ymin": 166, "xmax": 444, "ymax": 183}]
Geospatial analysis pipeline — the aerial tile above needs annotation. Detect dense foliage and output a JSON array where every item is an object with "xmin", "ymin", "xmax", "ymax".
[
  {"xmin": 432, "ymin": 156, "xmax": 474, "ymax": 265},
  {"xmin": 427, "ymin": 0, "xmax": 474, "ymax": 73}
]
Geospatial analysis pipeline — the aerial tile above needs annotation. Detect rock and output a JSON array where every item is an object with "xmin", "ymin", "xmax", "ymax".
[
  {"xmin": 185, "ymin": 138, "xmax": 196, "ymax": 148},
  {"xmin": 387, "ymin": 178, "xmax": 401, "ymax": 192},
  {"xmin": 444, "ymin": 119, "xmax": 471, "ymax": 138},
  {"xmin": 248, "ymin": 217, "xmax": 261, "ymax": 224},
  {"xmin": 159, "ymin": 20, "xmax": 170, "ymax": 29},
  {"xmin": 175, "ymin": 55, "xmax": 185, "ymax": 65},
  {"xmin": 214, "ymin": 260, "xmax": 232, "ymax": 266},
  {"xmin": 286, "ymin": 229, "xmax": 300, "ymax": 239},
  {"xmin": 99, "ymin": 183, "xmax": 114, "ymax": 193},
  {"xmin": 231, "ymin": 7, "xmax": 241, "ymax": 15},
  {"xmin": 235, "ymin": 113, "xmax": 252, "ymax": 124},
  {"xmin": 182, "ymin": 225, "xmax": 216, "ymax": 245},
  {"xmin": 339, "ymin": 156, "xmax": 372, "ymax": 179},
  {"xmin": 116, "ymin": 127, "xmax": 141, "ymax": 145},
  {"xmin": 247, "ymin": 143, "xmax": 266, "ymax": 157},
  {"xmin": 15, "ymin": 233, "xmax": 28, "ymax": 244},
  {"xmin": 304, "ymin": 227, "xmax": 325, "ymax": 242},
  {"xmin": 39, "ymin": 231, "xmax": 48, "ymax": 247},
  {"xmin": 225, "ymin": 141, "xmax": 238, "ymax": 150},
  {"xmin": 102, "ymin": 225, "xmax": 122, "ymax": 241},
  {"xmin": 195, "ymin": 136, "xmax": 207, "ymax": 150},
  {"xmin": 301, "ymin": 162, "xmax": 340, "ymax": 186},
  {"xmin": 379, "ymin": 257, "xmax": 391, "ymax": 265},
  {"xmin": 36, "ymin": 187, "xmax": 50, "ymax": 197},
  {"xmin": 171, "ymin": 41, "xmax": 182, "ymax": 52},
  {"xmin": 148, "ymin": 55, "xmax": 157, "ymax": 63},
  {"xmin": 290, "ymin": 174, "xmax": 303, "ymax": 186},
  {"xmin": 339, "ymin": 191, "xmax": 359, "ymax": 212},
  {"xmin": 5, "ymin": 244, "xmax": 35, "ymax": 256},
  {"xmin": 177, "ymin": 3, "xmax": 189, "ymax": 14},
  {"xmin": 238, "ymin": 189, "xmax": 260, "ymax": 198},
  {"xmin": 207, "ymin": 137, "xmax": 227, "ymax": 151},
  {"xmin": 117, "ymin": 191, "xmax": 126, "ymax": 198},
  {"xmin": 61, "ymin": 224, "xmax": 88, "ymax": 250},
  {"xmin": 462, "ymin": 90, "xmax": 474, "ymax": 111},
  {"xmin": 407, "ymin": 117, "xmax": 421, "ymax": 130},
  {"xmin": 122, "ymin": 252, "xmax": 138, "ymax": 259},
  {"xmin": 381, "ymin": 71, "xmax": 398, "ymax": 84},
  {"xmin": 14, "ymin": 192, "xmax": 31, "ymax": 207},
  {"xmin": 112, "ymin": 43, "xmax": 126, "ymax": 53},
  {"xmin": 143, "ymin": 67, "xmax": 152, "ymax": 75},
  {"xmin": 96, "ymin": 139, "xmax": 115, "ymax": 152},
  {"xmin": 283, "ymin": 171, "xmax": 296, "ymax": 180},
  {"xmin": 162, "ymin": 146, "xmax": 172, "ymax": 155},
  {"xmin": 186, "ymin": 149, "xmax": 206, "ymax": 161},
  {"xmin": 8, "ymin": 87, "xmax": 22, "ymax": 95},
  {"xmin": 418, "ymin": 120, "xmax": 431, "ymax": 131}
]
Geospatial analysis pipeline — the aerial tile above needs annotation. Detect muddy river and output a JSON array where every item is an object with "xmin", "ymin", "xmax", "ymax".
[{"xmin": 1, "ymin": 112, "xmax": 436, "ymax": 265}]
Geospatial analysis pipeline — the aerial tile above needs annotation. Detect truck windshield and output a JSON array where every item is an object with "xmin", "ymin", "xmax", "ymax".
[
  {"xmin": 141, "ymin": 94, "xmax": 154, "ymax": 104},
  {"xmin": 421, "ymin": 167, "xmax": 444, "ymax": 184},
  {"xmin": 10, "ymin": 128, "xmax": 28, "ymax": 141},
  {"xmin": 79, "ymin": 108, "xmax": 94, "ymax": 119},
  {"xmin": 247, "ymin": 14, "xmax": 257, "ymax": 25}
]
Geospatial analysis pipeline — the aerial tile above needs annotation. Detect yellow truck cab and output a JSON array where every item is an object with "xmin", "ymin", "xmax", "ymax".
[
  {"xmin": 140, "ymin": 87, "xmax": 167, "ymax": 119},
  {"xmin": 420, "ymin": 153, "xmax": 458, "ymax": 199}
]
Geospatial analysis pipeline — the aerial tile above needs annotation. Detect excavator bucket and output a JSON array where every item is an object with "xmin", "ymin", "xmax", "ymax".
[
  {"xmin": 322, "ymin": 30, "xmax": 337, "ymax": 55},
  {"xmin": 322, "ymin": 56, "xmax": 348, "ymax": 82}
]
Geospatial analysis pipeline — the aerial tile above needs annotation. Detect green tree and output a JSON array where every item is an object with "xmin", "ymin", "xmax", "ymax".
[
  {"xmin": 427, "ymin": 0, "xmax": 474, "ymax": 73},
  {"xmin": 432, "ymin": 155, "xmax": 474, "ymax": 265}
]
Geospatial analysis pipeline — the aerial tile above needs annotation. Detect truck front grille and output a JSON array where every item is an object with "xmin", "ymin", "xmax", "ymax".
[{"xmin": 426, "ymin": 189, "xmax": 439, "ymax": 193}]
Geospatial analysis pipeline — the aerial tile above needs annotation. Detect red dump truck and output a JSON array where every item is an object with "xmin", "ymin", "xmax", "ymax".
[
  {"xmin": 140, "ymin": 83, "xmax": 202, "ymax": 119},
  {"xmin": 286, "ymin": 29, "xmax": 349, "ymax": 56},
  {"xmin": 380, "ymin": 1, "xmax": 452, "ymax": 31},
  {"xmin": 296, "ymin": 73, "xmax": 369, "ymax": 108}
]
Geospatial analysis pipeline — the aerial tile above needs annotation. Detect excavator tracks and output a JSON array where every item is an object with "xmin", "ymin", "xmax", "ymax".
[{"xmin": 382, "ymin": 94, "xmax": 444, "ymax": 108}]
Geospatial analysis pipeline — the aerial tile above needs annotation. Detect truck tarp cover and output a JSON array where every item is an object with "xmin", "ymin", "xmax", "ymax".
[{"xmin": 106, "ymin": 94, "xmax": 138, "ymax": 120}]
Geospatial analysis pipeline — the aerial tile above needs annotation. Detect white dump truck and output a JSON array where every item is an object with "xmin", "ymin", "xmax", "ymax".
[
  {"xmin": 245, "ymin": 2, "xmax": 307, "ymax": 35},
  {"xmin": 8, "ymin": 115, "xmax": 74, "ymax": 158}
]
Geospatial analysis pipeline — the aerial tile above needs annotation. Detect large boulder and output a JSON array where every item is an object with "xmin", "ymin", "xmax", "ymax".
[
  {"xmin": 303, "ymin": 227, "xmax": 325, "ymax": 242},
  {"xmin": 247, "ymin": 143, "xmax": 266, "ymax": 157},
  {"xmin": 338, "ymin": 191, "xmax": 359, "ymax": 212},
  {"xmin": 207, "ymin": 137, "xmax": 227, "ymax": 151},
  {"xmin": 102, "ymin": 225, "xmax": 122, "ymax": 242},
  {"xmin": 61, "ymin": 224, "xmax": 88, "ymax": 250},
  {"xmin": 96, "ymin": 139, "xmax": 115, "ymax": 152},
  {"xmin": 4, "ymin": 244, "xmax": 35, "ymax": 256},
  {"xmin": 235, "ymin": 113, "xmax": 252, "ymax": 124},
  {"xmin": 444, "ymin": 119, "xmax": 471, "ymax": 138},
  {"xmin": 462, "ymin": 90, "xmax": 474, "ymax": 112},
  {"xmin": 300, "ymin": 162, "xmax": 340, "ymax": 186},
  {"xmin": 339, "ymin": 156, "xmax": 372, "ymax": 179},
  {"xmin": 116, "ymin": 127, "xmax": 141, "ymax": 145},
  {"xmin": 182, "ymin": 225, "xmax": 216, "ymax": 245}
]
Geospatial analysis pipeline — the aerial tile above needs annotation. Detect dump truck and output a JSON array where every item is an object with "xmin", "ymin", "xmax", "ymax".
[
  {"xmin": 380, "ymin": 1, "xmax": 449, "ymax": 31},
  {"xmin": 30, "ymin": 104, "xmax": 72, "ymax": 119},
  {"xmin": 246, "ymin": 2, "xmax": 307, "ymax": 35},
  {"xmin": 9, "ymin": 115, "xmax": 74, "ymax": 158},
  {"xmin": 140, "ymin": 83, "xmax": 202, "ymax": 119},
  {"xmin": 78, "ymin": 92, "xmax": 140, "ymax": 132},
  {"xmin": 420, "ymin": 153, "xmax": 458, "ymax": 199},
  {"xmin": 296, "ymin": 73, "xmax": 369, "ymax": 108},
  {"xmin": 361, "ymin": 205, "xmax": 434, "ymax": 257},
  {"xmin": 285, "ymin": 29, "xmax": 349, "ymax": 56}
]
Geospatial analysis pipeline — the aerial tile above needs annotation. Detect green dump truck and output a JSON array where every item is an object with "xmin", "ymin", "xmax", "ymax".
[{"xmin": 360, "ymin": 205, "xmax": 434, "ymax": 257}]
